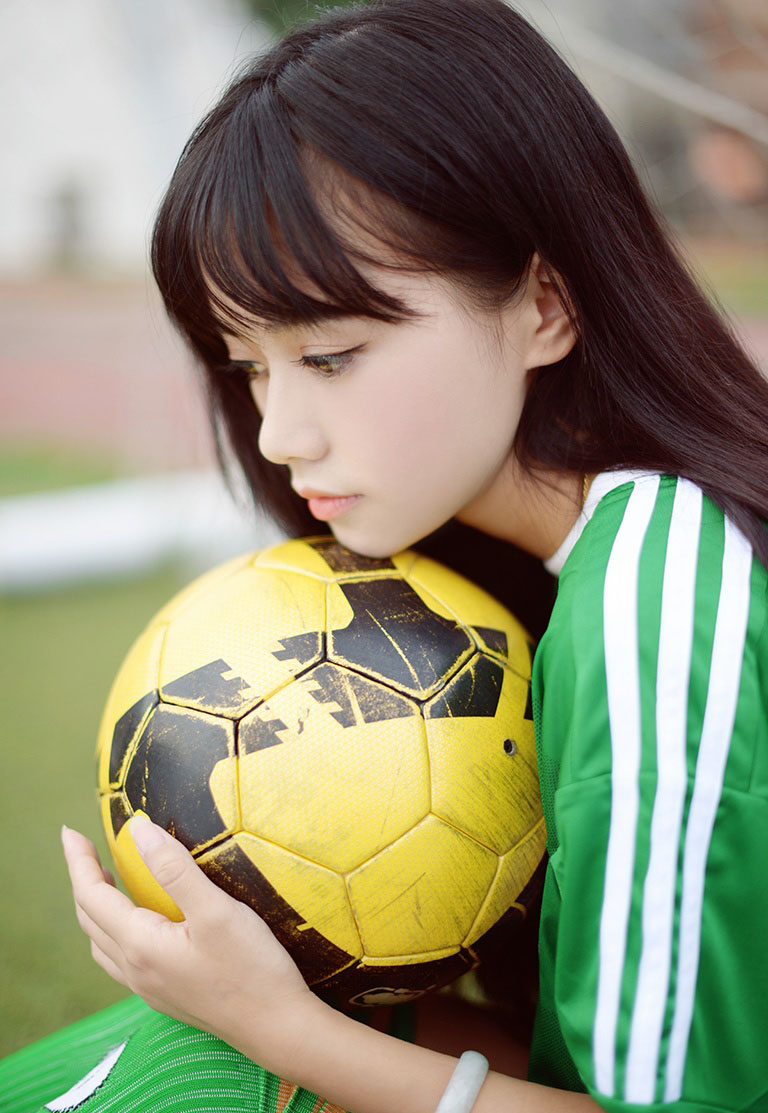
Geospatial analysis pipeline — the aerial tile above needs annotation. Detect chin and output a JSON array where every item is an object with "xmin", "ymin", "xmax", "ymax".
[
  {"xmin": 332, "ymin": 534, "xmax": 402, "ymax": 560},
  {"xmin": 328, "ymin": 524, "xmax": 410, "ymax": 561},
  {"xmin": 329, "ymin": 506, "xmax": 454, "ymax": 561}
]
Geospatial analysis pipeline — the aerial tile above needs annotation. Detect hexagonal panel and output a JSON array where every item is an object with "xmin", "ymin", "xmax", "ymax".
[
  {"xmin": 463, "ymin": 817, "xmax": 546, "ymax": 947},
  {"xmin": 325, "ymin": 576, "xmax": 473, "ymax": 699},
  {"xmin": 158, "ymin": 565, "xmax": 326, "ymax": 718},
  {"xmin": 425, "ymin": 659, "xmax": 540, "ymax": 855},
  {"xmin": 347, "ymin": 815, "xmax": 498, "ymax": 956},
  {"xmin": 123, "ymin": 704, "xmax": 236, "ymax": 851},
  {"xmin": 236, "ymin": 670, "xmax": 429, "ymax": 872}
]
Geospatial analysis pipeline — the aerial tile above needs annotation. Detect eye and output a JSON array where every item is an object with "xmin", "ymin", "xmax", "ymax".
[
  {"xmin": 298, "ymin": 346, "xmax": 363, "ymax": 377},
  {"xmin": 227, "ymin": 359, "xmax": 268, "ymax": 379}
]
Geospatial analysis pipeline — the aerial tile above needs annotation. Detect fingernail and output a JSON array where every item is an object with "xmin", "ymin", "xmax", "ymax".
[{"xmin": 129, "ymin": 815, "xmax": 169, "ymax": 857}]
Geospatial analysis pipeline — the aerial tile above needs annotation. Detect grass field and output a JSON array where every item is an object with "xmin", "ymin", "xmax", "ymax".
[
  {"xmin": 0, "ymin": 444, "xmax": 123, "ymax": 499},
  {"xmin": 1, "ymin": 568, "xmax": 187, "ymax": 1057}
]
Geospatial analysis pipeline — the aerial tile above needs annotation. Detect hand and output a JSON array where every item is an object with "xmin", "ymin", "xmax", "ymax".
[{"xmin": 61, "ymin": 818, "xmax": 318, "ymax": 1067}]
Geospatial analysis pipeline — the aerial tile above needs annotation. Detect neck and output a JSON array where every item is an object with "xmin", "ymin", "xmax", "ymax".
[{"xmin": 456, "ymin": 457, "xmax": 586, "ymax": 562}]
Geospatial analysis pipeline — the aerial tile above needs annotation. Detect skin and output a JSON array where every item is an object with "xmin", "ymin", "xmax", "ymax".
[
  {"xmin": 225, "ymin": 257, "xmax": 581, "ymax": 561},
  {"xmin": 63, "ymin": 256, "xmax": 601, "ymax": 1112}
]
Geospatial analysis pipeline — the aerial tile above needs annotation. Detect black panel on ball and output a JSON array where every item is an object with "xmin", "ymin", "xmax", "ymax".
[
  {"xmin": 303, "ymin": 662, "xmax": 419, "ymax": 728},
  {"xmin": 199, "ymin": 839, "xmax": 355, "ymax": 986},
  {"xmin": 108, "ymin": 791, "xmax": 133, "ymax": 838},
  {"xmin": 109, "ymin": 690, "xmax": 158, "ymax": 787},
  {"xmin": 425, "ymin": 654, "xmax": 504, "ymax": 720},
  {"xmin": 272, "ymin": 630, "xmax": 324, "ymax": 670},
  {"xmin": 162, "ymin": 659, "xmax": 255, "ymax": 717},
  {"xmin": 238, "ymin": 712, "xmax": 289, "ymax": 754},
  {"xmin": 471, "ymin": 625, "xmax": 509, "ymax": 657},
  {"xmin": 309, "ymin": 538, "xmax": 396, "ymax": 573},
  {"xmin": 123, "ymin": 704, "xmax": 234, "ymax": 850},
  {"xmin": 329, "ymin": 578, "xmax": 473, "ymax": 695},
  {"xmin": 315, "ymin": 948, "xmax": 473, "ymax": 1008}
]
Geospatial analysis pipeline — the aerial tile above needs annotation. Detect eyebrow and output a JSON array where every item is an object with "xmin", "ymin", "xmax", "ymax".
[{"xmin": 221, "ymin": 314, "xmax": 364, "ymax": 344}]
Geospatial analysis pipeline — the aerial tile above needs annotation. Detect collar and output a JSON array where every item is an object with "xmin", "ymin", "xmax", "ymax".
[{"xmin": 543, "ymin": 470, "xmax": 659, "ymax": 576}]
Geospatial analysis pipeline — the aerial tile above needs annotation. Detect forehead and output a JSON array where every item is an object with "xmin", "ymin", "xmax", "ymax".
[{"xmin": 211, "ymin": 266, "xmax": 467, "ymax": 344}]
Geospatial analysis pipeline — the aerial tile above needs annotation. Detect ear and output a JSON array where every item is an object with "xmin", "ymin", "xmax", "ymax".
[{"xmin": 519, "ymin": 253, "xmax": 578, "ymax": 369}]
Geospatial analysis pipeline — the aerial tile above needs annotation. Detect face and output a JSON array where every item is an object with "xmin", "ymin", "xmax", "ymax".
[{"xmin": 223, "ymin": 271, "xmax": 540, "ymax": 558}]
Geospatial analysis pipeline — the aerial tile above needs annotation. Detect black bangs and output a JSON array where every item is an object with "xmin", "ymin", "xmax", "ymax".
[{"xmin": 152, "ymin": 78, "xmax": 418, "ymax": 355}]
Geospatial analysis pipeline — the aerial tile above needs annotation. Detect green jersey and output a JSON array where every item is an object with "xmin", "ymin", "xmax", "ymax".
[{"xmin": 529, "ymin": 472, "xmax": 768, "ymax": 1111}]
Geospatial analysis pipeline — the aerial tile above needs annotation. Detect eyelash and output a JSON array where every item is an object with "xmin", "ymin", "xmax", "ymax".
[{"xmin": 228, "ymin": 346, "xmax": 363, "ymax": 380}]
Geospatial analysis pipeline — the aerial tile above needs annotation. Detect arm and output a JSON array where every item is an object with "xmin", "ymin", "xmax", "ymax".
[
  {"xmin": 532, "ymin": 476, "xmax": 768, "ymax": 1110},
  {"xmin": 63, "ymin": 822, "xmax": 598, "ymax": 1113}
]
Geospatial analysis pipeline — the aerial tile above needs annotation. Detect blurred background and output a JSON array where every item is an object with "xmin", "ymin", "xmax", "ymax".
[{"xmin": 1, "ymin": 0, "xmax": 766, "ymax": 1058}]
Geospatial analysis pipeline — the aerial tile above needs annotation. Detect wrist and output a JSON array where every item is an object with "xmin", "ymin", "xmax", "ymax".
[
  {"xmin": 264, "ymin": 995, "xmax": 458, "ymax": 1113},
  {"xmin": 222, "ymin": 986, "xmax": 323, "ymax": 1079},
  {"xmin": 273, "ymin": 991, "xmax": 338, "ymax": 1080}
]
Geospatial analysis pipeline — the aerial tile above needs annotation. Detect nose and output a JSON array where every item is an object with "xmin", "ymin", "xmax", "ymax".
[{"xmin": 256, "ymin": 370, "xmax": 328, "ymax": 466}]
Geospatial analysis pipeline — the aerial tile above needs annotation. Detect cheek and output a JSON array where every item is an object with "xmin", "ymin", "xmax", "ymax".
[
  {"xmin": 368, "ymin": 399, "xmax": 442, "ymax": 481},
  {"xmin": 379, "ymin": 390, "xmax": 483, "ymax": 476},
  {"xmin": 249, "ymin": 379, "xmax": 267, "ymax": 415},
  {"xmin": 339, "ymin": 380, "xmax": 423, "ymax": 460},
  {"xmin": 370, "ymin": 372, "xmax": 457, "ymax": 443}
]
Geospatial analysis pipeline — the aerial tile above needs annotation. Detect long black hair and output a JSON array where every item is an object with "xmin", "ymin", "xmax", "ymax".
[{"xmin": 151, "ymin": 0, "xmax": 768, "ymax": 622}]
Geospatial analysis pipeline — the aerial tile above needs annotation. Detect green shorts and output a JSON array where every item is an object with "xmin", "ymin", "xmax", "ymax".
[{"xmin": 0, "ymin": 997, "xmax": 331, "ymax": 1113}]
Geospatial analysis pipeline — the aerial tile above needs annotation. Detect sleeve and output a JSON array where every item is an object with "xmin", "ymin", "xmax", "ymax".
[{"xmin": 537, "ymin": 477, "xmax": 768, "ymax": 1112}]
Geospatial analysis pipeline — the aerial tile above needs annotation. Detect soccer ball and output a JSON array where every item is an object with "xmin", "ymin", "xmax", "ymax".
[{"xmin": 97, "ymin": 538, "xmax": 545, "ymax": 1007}]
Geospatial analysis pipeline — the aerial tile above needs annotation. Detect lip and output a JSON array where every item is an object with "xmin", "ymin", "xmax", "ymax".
[
  {"xmin": 296, "ymin": 489, "xmax": 362, "ymax": 522},
  {"xmin": 295, "ymin": 488, "xmax": 349, "ymax": 499}
]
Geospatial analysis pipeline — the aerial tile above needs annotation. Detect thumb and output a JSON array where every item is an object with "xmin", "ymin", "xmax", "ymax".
[{"xmin": 129, "ymin": 815, "xmax": 215, "ymax": 918}]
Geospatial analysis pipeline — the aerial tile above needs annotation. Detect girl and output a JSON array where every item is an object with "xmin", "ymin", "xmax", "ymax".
[{"xmin": 61, "ymin": 0, "xmax": 768, "ymax": 1110}]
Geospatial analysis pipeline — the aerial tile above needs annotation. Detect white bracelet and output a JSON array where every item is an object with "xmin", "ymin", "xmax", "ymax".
[{"xmin": 434, "ymin": 1050, "xmax": 490, "ymax": 1113}]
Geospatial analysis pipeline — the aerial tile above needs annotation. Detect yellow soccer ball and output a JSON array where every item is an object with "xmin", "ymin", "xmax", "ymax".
[{"xmin": 97, "ymin": 538, "xmax": 545, "ymax": 1007}]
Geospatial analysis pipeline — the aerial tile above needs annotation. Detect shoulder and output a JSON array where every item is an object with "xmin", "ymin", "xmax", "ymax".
[
  {"xmin": 547, "ymin": 471, "xmax": 764, "ymax": 649},
  {"xmin": 535, "ymin": 472, "xmax": 768, "ymax": 786}
]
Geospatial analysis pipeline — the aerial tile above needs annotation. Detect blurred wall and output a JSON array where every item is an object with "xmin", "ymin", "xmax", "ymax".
[
  {"xmin": 2, "ymin": 0, "xmax": 765, "ymax": 278},
  {"xmin": 0, "ymin": 0, "xmax": 271, "ymax": 276},
  {"xmin": 522, "ymin": 0, "xmax": 768, "ymax": 236}
]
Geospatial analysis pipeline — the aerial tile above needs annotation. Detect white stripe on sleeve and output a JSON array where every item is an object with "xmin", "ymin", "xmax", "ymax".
[
  {"xmin": 593, "ymin": 475, "xmax": 660, "ymax": 1098},
  {"xmin": 663, "ymin": 518, "xmax": 753, "ymax": 1101},
  {"xmin": 624, "ymin": 480, "xmax": 702, "ymax": 1102}
]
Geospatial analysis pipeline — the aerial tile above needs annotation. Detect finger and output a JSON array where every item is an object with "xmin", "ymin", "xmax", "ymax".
[
  {"xmin": 129, "ymin": 816, "xmax": 231, "ymax": 925},
  {"xmin": 90, "ymin": 939, "xmax": 129, "ymax": 988},
  {"xmin": 61, "ymin": 826, "xmax": 117, "ymax": 887},
  {"xmin": 61, "ymin": 825, "xmax": 100, "ymax": 869},
  {"xmin": 62, "ymin": 826, "xmax": 150, "ymax": 937},
  {"xmin": 74, "ymin": 899, "xmax": 127, "ymax": 968}
]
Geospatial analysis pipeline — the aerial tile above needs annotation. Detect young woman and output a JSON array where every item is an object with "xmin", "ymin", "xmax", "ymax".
[{"xmin": 60, "ymin": 0, "xmax": 768, "ymax": 1110}]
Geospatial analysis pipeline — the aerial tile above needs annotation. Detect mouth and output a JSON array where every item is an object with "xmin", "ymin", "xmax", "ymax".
[{"xmin": 296, "ymin": 489, "xmax": 363, "ymax": 522}]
